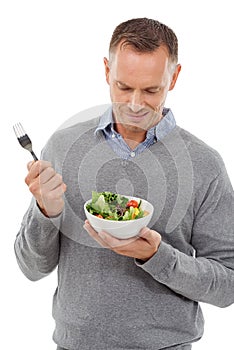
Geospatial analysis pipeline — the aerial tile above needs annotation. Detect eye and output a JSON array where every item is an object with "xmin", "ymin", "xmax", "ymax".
[
  {"xmin": 145, "ymin": 90, "xmax": 156, "ymax": 94},
  {"xmin": 117, "ymin": 85, "xmax": 130, "ymax": 91},
  {"xmin": 145, "ymin": 89, "xmax": 160, "ymax": 94},
  {"xmin": 119, "ymin": 86, "xmax": 131, "ymax": 91},
  {"xmin": 116, "ymin": 82, "xmax": 132, "ymax": 91}
]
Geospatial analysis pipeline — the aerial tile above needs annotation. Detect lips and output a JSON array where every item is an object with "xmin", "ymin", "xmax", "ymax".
[{"xmin": 125, "ymin": 111, "xmax": 149, "ymax": 123}]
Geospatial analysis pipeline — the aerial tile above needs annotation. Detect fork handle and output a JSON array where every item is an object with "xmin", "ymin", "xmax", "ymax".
[{"xmin": 31, "ymin": 151, "xmax": 38, "ymax": 161}]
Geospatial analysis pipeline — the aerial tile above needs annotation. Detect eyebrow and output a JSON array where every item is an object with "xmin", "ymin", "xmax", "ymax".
[{"xmin": 116, "ymin": 80, "xmax": 160, "ymax": 90}]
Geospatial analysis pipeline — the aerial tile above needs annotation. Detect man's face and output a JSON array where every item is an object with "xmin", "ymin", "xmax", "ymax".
[{"xmin": 104, "ymin": 43, "xmax": 181, "ymax": 135}]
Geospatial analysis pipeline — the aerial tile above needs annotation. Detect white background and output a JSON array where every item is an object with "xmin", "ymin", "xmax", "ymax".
[{"xmin": 1, "ymin": 0, "xmax": 234, "ymax": 349}]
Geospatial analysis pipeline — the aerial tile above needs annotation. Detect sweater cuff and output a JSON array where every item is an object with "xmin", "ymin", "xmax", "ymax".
[
  {"xmin": 134, "ymin": 241, "xmax": 176, "ymax": 280},
  {"xmin": 28, "ymin": 198, "xmax": 63, "ymax": 232}
]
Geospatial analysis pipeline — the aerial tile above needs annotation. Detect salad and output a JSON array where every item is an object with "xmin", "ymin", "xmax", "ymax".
[{"xmin": 86, "ymin": 191, "xmax": 149, "ymax": 221}]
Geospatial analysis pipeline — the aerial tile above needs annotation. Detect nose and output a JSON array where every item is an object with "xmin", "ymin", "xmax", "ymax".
[{"xmin": 128, "ymin": 91, "xmax": 144, "ymax": 113}]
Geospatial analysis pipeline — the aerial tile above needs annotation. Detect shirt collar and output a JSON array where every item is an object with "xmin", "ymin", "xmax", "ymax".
[
  {"xmin": 95, "ymin": 106, "xmax": 176, "ymax": 141},
  {"xmin": 95, "ymin": 106, "xmax": 113, "ymax": 134},
  {"xmin": 155, "ymin": 108, "xmax": 176, "ymax": 141}
]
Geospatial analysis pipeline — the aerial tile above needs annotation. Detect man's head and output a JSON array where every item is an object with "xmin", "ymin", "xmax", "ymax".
[
  {"xmin": 104, "ymin": 18, "xmax": 181, "ymax": 140},
  {"xmin": 109, "ymin": 17, "xmax": 178, "ymax": 68}
]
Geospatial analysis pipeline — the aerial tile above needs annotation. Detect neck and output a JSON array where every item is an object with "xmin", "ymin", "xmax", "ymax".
[{"xmin": 114, "ymin": 123, "xmax": 146, "ymax": 150}]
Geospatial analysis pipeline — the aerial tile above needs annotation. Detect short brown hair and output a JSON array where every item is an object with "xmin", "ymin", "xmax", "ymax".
[{"xmin": 109, "ymin": 17, "xmax": 178, "ymax": 65}]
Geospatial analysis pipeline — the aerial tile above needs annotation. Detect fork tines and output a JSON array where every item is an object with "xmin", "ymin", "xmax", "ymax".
[
  {"xmin": 13, "ymin": 122, "xmax": 26, "ymax": 138},
  {"xmin": 13, "ymin": 122, "xmax": 38, "ymax": 161}
]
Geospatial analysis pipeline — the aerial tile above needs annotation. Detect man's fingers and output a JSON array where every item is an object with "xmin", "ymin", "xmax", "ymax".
[
  {"xmin": 83, "ymin": 220, "xmax": 110, "ymax": 248},
  {"xmin": 84, "ymin": 220, "xmax": 139, "ymax": 249},
  {"xmin": 84, "ymin": 222, "xmax": 161, "ymax": 260},
  {"xmin": 40, "ymin": 173, "xmax": 63, "ymax": 191},
  {"xmin": 24, "ymin": 160, "xmax": 66, "ymax": 217},
  {"xmin": 98, "ymin": 231, "xmax": 137, "ymax": 248},
  {"xmin": 28, "ymin": 176, "xmax": 66, "ymax": 198},
  {"xmin": 25, "ymin": 160, "xmax": 52, "ymax": 185},
  {"xmin": 39, "ymin": 167, "xmax": 56, "ymax": 184}
]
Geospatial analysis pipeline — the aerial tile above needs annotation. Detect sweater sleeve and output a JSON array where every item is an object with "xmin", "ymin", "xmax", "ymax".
[
  {"xmin": 135, "ymin": 168, "xmax": 234, "ymax": 308},
  {"xmin": 14, "ymin": 197, "xmax": 61, "ymax": 281},
  {"xmin": 14, "ymin": 131, "xmax": 63, "ymax": 281}
]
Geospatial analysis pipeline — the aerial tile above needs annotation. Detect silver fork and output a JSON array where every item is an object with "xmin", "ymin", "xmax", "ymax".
[{"xmin": 13, "ymin": 122, "xmax": 38, "ymax": 161}]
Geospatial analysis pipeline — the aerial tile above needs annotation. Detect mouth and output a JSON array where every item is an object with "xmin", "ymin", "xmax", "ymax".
[{"xmin": 125, "ymin": 111, "xmax": 149, "ymax": 123}]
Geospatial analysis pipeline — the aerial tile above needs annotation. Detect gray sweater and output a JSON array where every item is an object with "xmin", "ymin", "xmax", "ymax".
[{"xmin": 14, "ymin": 115, "xmax": 234, "ymax": 350}]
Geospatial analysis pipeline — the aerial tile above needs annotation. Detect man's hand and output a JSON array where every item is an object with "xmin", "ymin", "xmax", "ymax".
[
  {"xmin": 84, "ymin": 220, "xmax": 161, "ymax": 261},
  {"xmin": 25, "ymin": 160, "xmax": 67, "ymax": 217}
]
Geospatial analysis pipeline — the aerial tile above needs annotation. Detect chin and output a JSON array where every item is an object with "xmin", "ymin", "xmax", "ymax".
[{"xmin": 123, "ymin": 122, "xmax": 150, "ymax": 133}]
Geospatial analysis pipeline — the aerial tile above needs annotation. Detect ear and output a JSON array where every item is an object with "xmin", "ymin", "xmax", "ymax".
[
  {"xmin": 169, "ymin": 64, "xmax": 181, "ymax": 91},
  {"xmin": 103, "ymin": 57, "xmax": 110, "ymax": 85}
]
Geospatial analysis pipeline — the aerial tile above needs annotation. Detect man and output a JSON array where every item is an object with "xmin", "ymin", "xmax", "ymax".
[{"xmin": 14, "ymin": 18, "xmax": 234, "ymax": 350}]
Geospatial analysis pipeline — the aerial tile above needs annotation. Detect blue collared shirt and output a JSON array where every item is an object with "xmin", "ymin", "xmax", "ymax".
[{"xmin": 95, "ymin": 107, "xmax": 176, "ymax": 160}]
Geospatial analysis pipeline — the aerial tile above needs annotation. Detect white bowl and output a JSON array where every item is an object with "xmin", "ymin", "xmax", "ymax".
[{"xmin": 84, "ymin": 195, "xmax": 154, "ymax": 239}]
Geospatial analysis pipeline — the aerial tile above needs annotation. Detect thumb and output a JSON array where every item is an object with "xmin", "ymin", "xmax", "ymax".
[
  {"xmin": 139, "ymin": 227, "xmax": 161, "ymax": 245},
  {"xmin": 27, "ymin": 160, "xmax": 35, "ymax": 171},
  {"xmin": 139, "ymin": 227, "xmax": 151, "ymax": 240},
  {"xmin": 62, "ymin": 183, "xmax": 67, "ymax": 192}
]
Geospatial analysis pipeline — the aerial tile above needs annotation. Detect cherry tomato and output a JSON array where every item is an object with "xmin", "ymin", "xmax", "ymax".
[
  {"xmin": 126, "ymin": 200, "xmax": 139, "ymax": 208},
  {"xmin": 96, "ymin": 214, "xmax": 103, "ymax": 218}
]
